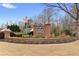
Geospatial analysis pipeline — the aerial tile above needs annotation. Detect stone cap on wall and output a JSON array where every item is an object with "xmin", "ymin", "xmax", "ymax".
[{"xmin": 0, "ymin": 28, "xmax": 11, "ymax": 32}]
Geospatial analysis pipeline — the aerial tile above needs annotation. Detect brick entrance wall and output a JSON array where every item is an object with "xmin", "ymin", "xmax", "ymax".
[{"xmin": 5, "ymin": 37, "xmax": 76, "ymax": 44}]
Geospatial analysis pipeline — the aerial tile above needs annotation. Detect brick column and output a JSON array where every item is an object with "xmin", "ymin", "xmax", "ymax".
[
  {"xmin": 1, "ymin": 28, "xmax": 11, "ymax": 39},
  {"xmin": 44, "ymin": 24, "xmax": 51, "ymax": 36},
  {"xmin": 4, "ymin": 31, "xmax": 11, "ymax": 39}
]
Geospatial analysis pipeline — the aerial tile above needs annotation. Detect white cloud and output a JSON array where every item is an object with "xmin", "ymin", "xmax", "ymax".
[{"xmin": 2, "ymin": 3, "xmax": 16, "ymax": 9}]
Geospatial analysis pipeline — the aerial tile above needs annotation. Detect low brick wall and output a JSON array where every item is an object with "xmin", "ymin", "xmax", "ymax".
[{"xmin": 5, "ymin": 37, "xmax": 77, "ymax": 44}]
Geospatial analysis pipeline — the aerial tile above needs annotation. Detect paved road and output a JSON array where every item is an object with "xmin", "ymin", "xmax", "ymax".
[{"xmin": 0, "ymin": 39, "xmax": 79, "ymax": 56}]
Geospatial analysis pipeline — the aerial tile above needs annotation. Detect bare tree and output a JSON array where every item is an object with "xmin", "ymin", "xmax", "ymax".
[
  {"xmin": 33, "ymin": 7, "xmax": 54, "ymax": 25},
  {"xmin": 45, "ymin": 3, "xmax": 79, "ymax": 37},
  {"xmin": 41, "ymin": 7, "xmax": 54, "ymax": 24}
]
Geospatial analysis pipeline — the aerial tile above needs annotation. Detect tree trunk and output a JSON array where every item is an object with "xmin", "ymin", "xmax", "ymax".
[
  {"xmin": 75, "ymin": 20, "xmax": 79, "ymax": 38},
  {"xmin": 75, "ymin": 3, "xmax": 79, "ymax": 38}
]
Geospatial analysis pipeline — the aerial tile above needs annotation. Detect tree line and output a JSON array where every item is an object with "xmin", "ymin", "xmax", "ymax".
[{"xmin": 5, "ymin": 3, "xmax": 79, "ymax": 37}]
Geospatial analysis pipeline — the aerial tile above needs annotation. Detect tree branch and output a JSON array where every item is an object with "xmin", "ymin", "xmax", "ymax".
[
  {"xmin": 44, "ymin": 3, "xmax": 77, "ymax": 20},
  {"xmin": 75, "ymin": 3, "xmax": 79, "ymax": 20},
  {"xmin": 61, "ymin": 3, "xmax": 69, "ymax": 11}
]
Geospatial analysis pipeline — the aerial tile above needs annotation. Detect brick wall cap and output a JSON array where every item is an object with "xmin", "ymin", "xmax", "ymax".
[{"xmin": 0, "ymin": 28, "xmax": 11, "ymax": 32}]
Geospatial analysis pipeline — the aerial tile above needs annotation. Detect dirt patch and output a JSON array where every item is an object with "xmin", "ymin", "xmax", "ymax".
[{"xmin": 0, "ymin": 40, "xmax": 79, "ymax": 56}]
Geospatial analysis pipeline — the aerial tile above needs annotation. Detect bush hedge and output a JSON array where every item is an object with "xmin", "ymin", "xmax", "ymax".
[
  {"xmin": 32, "ymin": 35, "xmax": 45, "ymax": 38},
  {"xmin": 22, "ymin": 34, "xmax": 30, "ymax": 38},
  {"xmin": 10, "ymin": 32, "xmax": 22, "ymax": 37}
]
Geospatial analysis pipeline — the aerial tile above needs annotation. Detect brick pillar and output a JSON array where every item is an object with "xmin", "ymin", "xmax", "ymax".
[
  {"xmin": 44, "ymin": 24, "xmax": 51, "ymax": 36},
  {"xmin": 33, "ymin": 25, "xmax": 36, "ymax": 36},
  {"xmin": 3, "ymin": 31, "xmax": 11, "ymax": 39}
]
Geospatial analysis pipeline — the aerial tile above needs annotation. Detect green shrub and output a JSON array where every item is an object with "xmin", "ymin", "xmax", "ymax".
[
  {"xmin": 54, "ymin": 32, "xmax": 59, "ymax": 36},
  {"xmin": 62, "ymin": 29, "xmax": 71, "ymax": 35},
  {"xmin": 22, "ymin": 34, "xmax": 30, "ymax": 38},
  {"xmin": 32, "ymin": 35, "xmax": 45, "ymax": 38},
  {"xmin": 70, "ymin": 33, "xmax": 76, "ymax": 37},
  {"xmin": 62, "ymin": 29, "xmax": 76, "ymax": 37},
  {"xmin": 15, "ymin": 34, "xmax": 22, "ymax": 37}
]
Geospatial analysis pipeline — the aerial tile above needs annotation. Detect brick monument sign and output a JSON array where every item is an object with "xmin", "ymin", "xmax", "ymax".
[{"xmin": 33, "ymin": 24, "xmax": 51, "ymax": 37}]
